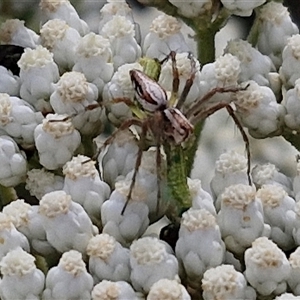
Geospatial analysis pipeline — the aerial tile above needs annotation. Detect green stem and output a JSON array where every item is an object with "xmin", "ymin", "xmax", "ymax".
[
  {"xmin": 195, "ymin": 29, "xmax": 216, "ymax": 66},
  {"xmin": 164, "ymin": 143, "xmax": 191, "ymax": 222},
  {"xmin": 282, "ymin": 129, "xmax": 300, "ymax": 152},
  {"xmin": 0, "ymin": 184, "xmax": 17, "ymax": 209},
  {"xmin": 81, "ymin": 135, "xmax": 96, "ymax": 158},
  {"xmin": 185, "ymin": 121, "xmax": 205, "ymax": 176}
]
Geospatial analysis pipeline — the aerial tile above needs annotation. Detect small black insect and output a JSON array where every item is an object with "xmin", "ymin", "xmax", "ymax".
[{"xmin": 0, "ymin": 45, "xmax": 25, "ymax": 75}]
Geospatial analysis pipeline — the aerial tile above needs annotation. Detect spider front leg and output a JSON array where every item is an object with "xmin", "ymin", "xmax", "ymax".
[
  {"xmin": 155, "ymin": 143, "xmax": 163, "ymax": 215},
  {"xmin": 93, "ymin": 117, "xmax": 143, "ymax": 162},
  {"xmin": 121, "ymin": 121, "xmax": 147, "ymax": 215},
  {"xmin": 168, "ymin": 51, "xmax": 179, "ymax": 107},
  {"xmin": 176, "ymin": 53, "xmax": 197, "ymax": 110},
  {"xmin": 189, "ymin": 101, "xmax": 252, "ymax": 185},
  {"xmin": 153, "ymin": 119, "xmax": 164, "ymax": 216},
  {"xmin": 166, "ymin": 51, "xmax": 197, "ymax": 109},
  {"xmin": 186, "ymin": 85, "xmax": 249, "ymax": 120},
  {"xmin": 226, "ymin": 105, "xmax": 251, "ymax": 185}
]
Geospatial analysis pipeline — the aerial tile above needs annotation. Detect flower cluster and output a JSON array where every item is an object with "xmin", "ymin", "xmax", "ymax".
[{"xmin": 1, "ymin": 0, "xmax": 300, "ymax": 299}]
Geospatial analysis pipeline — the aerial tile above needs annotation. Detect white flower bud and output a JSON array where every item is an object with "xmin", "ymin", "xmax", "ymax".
[
  {"xmin": 188, "ymin": 178, "xmax": 216, "ymax": 215},
  {"xmin": 0, "ymin": 135, "xmax": 27, "ymax": 187},
  {"xmin": 200, "ymin": 53, "xmax": 240, "ymax": 90},
  {"xmin": 221, "ymin": 0, "xmax": 266, "ymax": 17},
  {"xmin": 50, "ymin": 71, "xmax": 103, "ymax": 135},
  {"xmin": 0, "ymin": 212, "xmax": 30, "ymax": 260},
  {"xmin": 275, "ymin": 293, "xmax": 300, "ymax": 300},
  {"xmin": 225, "ymin": 39, "xmax": 274, "ymax": 86},
  {"xmin": 257, "ymin": 184, "xmax": 295, "ymax": 250},
  {"xmin": 39, "ymin": 0, "xmax": 89, "ymax": 36},
  {"xmin": 215, "ymin": 53, "xmax": 241, "ymax": 84},
  {"xmin": 25, "ymin": 168, "xmax": 64, "ymax": 200},
  {"xmin": 202, "ymin": 264, "xmax": 256, "ymax": 300},
  {"xmin": 101, "ymin": 179, "xmax": 149, "ymax": 246},
  {"xmin": 147, "ymin": 278, "xmax": 191, "ymax": 300},
  {"xmin": 255, "ymin": 2, "xmax": 299, "ymax": 68},
  {"xmin": 120, "ymin": 149, "xmax": 167, "ymax": 222},
  {"xmin": 284, "ymin": 78, "xmax": 300, "ymax": 131},
  {"xmin": 218, "ymin": 184, "xmax": 270, "ymax": 255},
  {"xmin": 143, "ymin": 14, "xmax": 190, "ymax": 60},
  {"xmin": 100, "ymin": 15, "xmax": 141, "ymax": 69},
  {"xmin": 280, "ymin": 34, "xmax": 300, "ymax": 88},
  {"xmin": 0, "ymin": 248, "xmax": 45, "ymax": 300},
  {"xmin": 43, "ymin": 250, "xmax": 93, "ymax": 300},
  {"xmin": 289, "ymin": 202, "xmax": 300, "ymax": 246},
  {"xmin": 252, "ymin": 163, "xmax": 293, "ymax": 195},
  {"xmin": 0, "ymin": 66, "xmax": 20, "ymax": 96},
  {"xmin": 2, "ymin": 199, "xmax": 56, "ymax": 256},
  {"xmin": 87, "ymin": 233, "xmax": 130, "ymax": 283},
  {"xmin": 63, "ymin": 155, "xmax": 110, "ymax": 224},
  {"xmin": 210, "ymin": 150, "xmax": 249, "ymax": 210},
  {"xmin": 102, "ymin": 62, "xmax": 142, "ymax": 125},
  {"xmin": 293, "ymin": 159, "xmax": 300, "ymax": 201},
  {"xmin": 159, "ymin": 52, "xmax": 201, "ymax": 108},
  {"xmin": 233, "ymin": 80, "xmax": 285, "ymax": 138},
  {"xmin": 98, "ymin": 0, "xmax": 136, "ymax": 36},
  {"xmin": 175, "ymin": 208, "xmax": 225, "ymax": 288},
  {"xmin": 40, "ymin": 19, "xmax": 81, "ymax": 72},
  {"xmin": 244, "ymin": 237, "xmax": 291, "ymax": 296},
  {"xmin": 17, "ymin": 45, "xmax": 59, "ymax": 112},
  {"xmin": 0, "ymin": 19, "xmax": 39, "ymax": 48},
  {"xmin": 169, "ymin": 0, "xmax": 212, "ymax": 18},
  {"xmin": 198, "ymin": 54, "xmax": 241, "ymax": 105},
  {"xmin": 73, "ymin": 33, "xmax": 114, "ymax": 96},
  {"xmin": 0, "ymin": 93, "xmax": 44, "ymax": 148},
  {"xmin": 92, "ymin": 280, "xmax": 138, "ymax": 300},
  {"xmin": 34, "ymin": 114, "xmax": 81, "ymax": 170},
  {"xmin": 100, "ymin": 129, "xmax": 139, "ymax": 187},
  {"xmin": 287, "ymin": 247, "xmax": 300, "ymax": 296},
  {"xmin": 130, "ymin": 236, "xmax": 179, "ymax": 294},
  {"xmin": 39, "ymin": 190, "xmax": 97, "ymax": 253}
]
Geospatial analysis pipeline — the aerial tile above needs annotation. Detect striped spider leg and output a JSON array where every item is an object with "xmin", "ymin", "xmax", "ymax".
[
  {"xmin": 185, "ymin": 83, "xmax": 252, "ymax": 185},
  {"xmin": 165, "ymin": 53, "xmax": 251, "ymax": 182}
]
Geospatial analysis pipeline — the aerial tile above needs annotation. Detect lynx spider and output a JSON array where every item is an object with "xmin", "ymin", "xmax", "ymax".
[{"xmin": 100, "ymin": 51, "xmax": 251, "ymax": 215}]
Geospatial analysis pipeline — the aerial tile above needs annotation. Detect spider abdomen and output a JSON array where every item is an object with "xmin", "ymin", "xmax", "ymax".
[{"xmin": 130, "ymin": 69, "xmax": 167, "ymax": 112}]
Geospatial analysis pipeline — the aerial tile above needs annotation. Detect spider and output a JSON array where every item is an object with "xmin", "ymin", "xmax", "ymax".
[{"xmin": 99, "ymin": 51, "xmax": 251, "ymax": 215}]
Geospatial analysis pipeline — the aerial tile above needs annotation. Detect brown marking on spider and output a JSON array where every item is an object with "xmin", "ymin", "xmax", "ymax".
[{"xmin": 97, "ymin": 51, "xmax": 252, "ymax": 215}]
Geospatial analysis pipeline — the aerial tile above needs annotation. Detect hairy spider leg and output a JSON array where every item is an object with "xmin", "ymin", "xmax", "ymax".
[
  {"xmin": 176, "ymin": 52, "xmax": 197, "ymax": 110},
  {"xmin": 92, "ymin": 118, "xmax": 143, "ymax": 165},
  {"xmin": 188, "ymin": 100, "xmax": 252, "ymax": 185},
  {"xmin": 226, "ymin": 105, "xmax": 251, "ymax": 185},
  {"xmin": 48, "ymin": 103, "xmax": 102, "ymax": 123},
  {"xmin": 121, "ymin": 120, "xmax": 148, "ymax": 215},
  {"xmin": 168, "ymin": 51, "xmax": 180, "ymax": 106},
  {"xmin": 186, "ymin": 85, "xmax": 249, "ymax": 120},
  {"xmin": 120, "ymin": 111, "xmax": 166, "ymax": 215},
  {"xmin": 150, "ymin": 111, "xmax": 166, "ymax": 215},
  {"xmin": 155, "ymin": 136, "xmax": 163, "ymax": 215}
]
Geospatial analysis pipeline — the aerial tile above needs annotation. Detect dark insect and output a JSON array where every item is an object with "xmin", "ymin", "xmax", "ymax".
[{"xmin": 0, "ymin": 45, "xmax": 25, "ymax": 75}]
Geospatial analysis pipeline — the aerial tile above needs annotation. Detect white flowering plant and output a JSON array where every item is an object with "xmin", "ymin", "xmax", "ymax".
[{"xmin": 1, "ymin": 0, "xmax": 300, "ymax": 299}]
